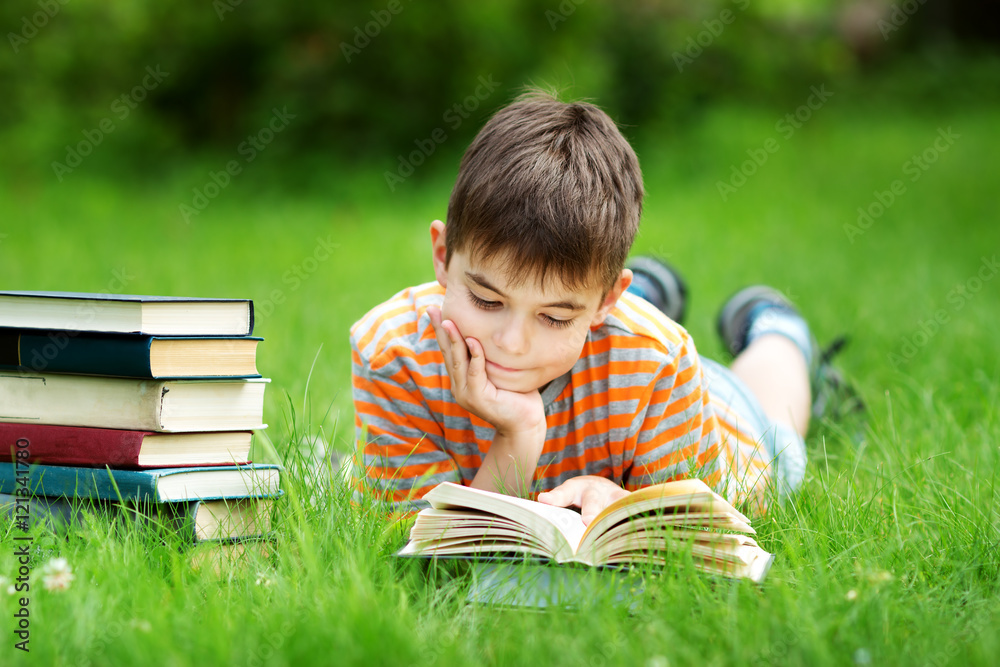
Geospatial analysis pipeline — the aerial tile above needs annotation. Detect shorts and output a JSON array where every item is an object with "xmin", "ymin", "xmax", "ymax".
[{"xmin": 701, "ymin": 357, "xmax": 807, "ymax": 496}]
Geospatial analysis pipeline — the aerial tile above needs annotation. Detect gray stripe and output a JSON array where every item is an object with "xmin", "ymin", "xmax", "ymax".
[
  {"xmin": 534, "ymin": 456, "xmax": 619, "ymax": 491},
  {"xmin": 635, "ymin": 399, "xmax": 703, "ymax": 446}
]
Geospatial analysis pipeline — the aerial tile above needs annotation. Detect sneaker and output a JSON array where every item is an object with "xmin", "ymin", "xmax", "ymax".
[
  {"xmin": 626, "ymin": 256, "xmax": 688, "ymax": 325},
  {"xmin": 716, "ymin": 285, "xmax": 864, "ymax": 421}
]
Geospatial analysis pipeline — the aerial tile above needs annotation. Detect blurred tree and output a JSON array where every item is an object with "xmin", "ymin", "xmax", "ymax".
[{"xmin": 0, "ymin": 0, "xmax": 994, "ymax": 176}]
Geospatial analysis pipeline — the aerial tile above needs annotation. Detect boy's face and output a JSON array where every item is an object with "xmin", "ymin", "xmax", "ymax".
[{"xmin": 430, "ymin": 220, "xmax": 631, "ymax": 393}]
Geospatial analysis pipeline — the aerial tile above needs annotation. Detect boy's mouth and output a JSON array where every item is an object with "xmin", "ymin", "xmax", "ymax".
[{"xmin": 486, "ymin": 360, "xmax": 520, "ymax": 373}]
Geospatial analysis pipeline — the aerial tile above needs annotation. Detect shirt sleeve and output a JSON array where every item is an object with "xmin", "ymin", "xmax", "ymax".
[{"xmin": 350, "ymin": 339, "xmax": 461, "ymax": 513}]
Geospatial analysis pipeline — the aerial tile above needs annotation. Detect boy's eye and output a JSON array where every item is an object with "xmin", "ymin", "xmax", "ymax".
[
  {"xmin": 542, "ymin": 315, "xmax": 574, "ymax": 329},
  {"xmin": 468, "ymin": 292, "xmax": 500, "ymax": 309},
  {"xmin": 469, "ymin": 290, "xmax": 574, "ymax": 329}
]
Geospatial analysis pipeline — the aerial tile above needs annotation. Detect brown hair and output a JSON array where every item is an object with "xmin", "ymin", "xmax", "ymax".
[{"xmin": 445, "ymin": 89, "xmax": 643, "ymax": 293}]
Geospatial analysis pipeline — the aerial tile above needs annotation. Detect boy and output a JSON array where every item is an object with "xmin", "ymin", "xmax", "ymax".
[{"xmin": 351, "ymin": 90, "xmax": 830, "ymax": 521}]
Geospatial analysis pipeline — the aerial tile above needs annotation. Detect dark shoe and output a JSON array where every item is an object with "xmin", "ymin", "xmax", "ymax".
[
  {"xmin": 626, "ymin": 256, "xmax": 688, "ymax": 325},
  {"xmin": 716, "ymin": 285, "xmax": 864, "ymax": 421}
]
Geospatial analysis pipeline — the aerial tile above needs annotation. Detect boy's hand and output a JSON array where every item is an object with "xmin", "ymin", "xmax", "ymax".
[
  {"xmin": 427, "ymin": 306, "xmax": 546, "ymax": 436},
  {"xmin": 537, "ymin": 476, "xmax": 629, "ymax": 526}
]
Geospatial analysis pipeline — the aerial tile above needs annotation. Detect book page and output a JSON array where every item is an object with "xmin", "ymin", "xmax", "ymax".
[
  {"xmin": 576, "ymin": 479, "xmax": 753, "ymax": 559},
  {"xmin": 423, "ymin": 483, "xmax": 587, "ymax": 559}
]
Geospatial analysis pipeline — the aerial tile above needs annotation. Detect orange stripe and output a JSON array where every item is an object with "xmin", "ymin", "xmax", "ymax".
[{"xmin": 355, "ymin": 301, "xmax": 414, "ymax": 351}]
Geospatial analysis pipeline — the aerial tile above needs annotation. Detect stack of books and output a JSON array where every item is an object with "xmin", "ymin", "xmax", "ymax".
[{"xmin": 0, "ymin": 291, "xmax": 281, "ymax": 564}]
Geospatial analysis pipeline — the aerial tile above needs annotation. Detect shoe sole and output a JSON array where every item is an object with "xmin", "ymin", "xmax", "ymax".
[
  {"xmin": 627, "ymin": 256, "xmax": 687, "ymax": 324},
  {"xmin": 716, "ymin": 285, "xmax": 794, "ymax": 357}
]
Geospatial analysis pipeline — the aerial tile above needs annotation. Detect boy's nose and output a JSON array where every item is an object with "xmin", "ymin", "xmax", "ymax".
[{"xmin": 493, "ymin": 315, "xmax": 530, "ymax": 355}]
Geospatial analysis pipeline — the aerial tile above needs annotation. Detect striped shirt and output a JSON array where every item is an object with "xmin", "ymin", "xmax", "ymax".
[{"xmin": 351, "ymin": 282, "xmax": 775, "ymax": 512}]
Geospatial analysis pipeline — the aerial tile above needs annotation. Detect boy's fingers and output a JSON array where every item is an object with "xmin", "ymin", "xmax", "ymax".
[
  {"xmin": 580, "ymin": 484, "xmax": 629, "ymax": 525},
  {"xmin": 443, "ymin": 321, "xmax": 469, "ymax": 386},
  {"xmin": 537, "ymin": 480, "xmax": 582, "ymax": 508},
  {"xmin": 465, "ymin": 337, "xmax": 486, "ymax": 393},
  {"xmin": 428, "ymin": 308, "xmax": 455, "ymax": 377},
  {"xmin": 580, "ymin": 486, "xmax": 606, "ymax": 526}
]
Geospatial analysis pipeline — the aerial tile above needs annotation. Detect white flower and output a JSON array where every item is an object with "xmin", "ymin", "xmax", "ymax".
[
  {"xmin": 40, "ymin": 557, "xmax": 74, "ymax": 592},
  {"xmin": 255, "ymin": 572, "xmax": 273, "ymax": 587},
  {"xmin": 130, "ymin": 619, "xmax": 152, "ymax": 633},
  {"xmin": 845, "ymin": 589, "xmax": 858, "ymax": 601},
  {"xmin": 6, "ymin": 585, "xmax": 15, "ymax": 596}
]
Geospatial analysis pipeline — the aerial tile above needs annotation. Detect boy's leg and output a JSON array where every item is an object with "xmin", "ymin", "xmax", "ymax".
[
  {"xmin": 716, "ymin": 286, "xmax": 819, "ymax": 496},
  {"xmin": 730, "ymin": 334, "xmax": 811, "ymax": 438},
  {"xmin": 717, "ymin": 285, "xmax": 818, "ymax": 438}
]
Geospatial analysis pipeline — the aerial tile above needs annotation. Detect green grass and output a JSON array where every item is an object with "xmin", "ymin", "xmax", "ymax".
[{"xmin": 1, "ymin": 96, "xmax": 999, "ymax": 666}]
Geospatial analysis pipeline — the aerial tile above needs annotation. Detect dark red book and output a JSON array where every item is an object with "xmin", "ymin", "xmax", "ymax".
[{"xmin": 0, "ymin": 423, "xmax": 252, "ymax": 469}]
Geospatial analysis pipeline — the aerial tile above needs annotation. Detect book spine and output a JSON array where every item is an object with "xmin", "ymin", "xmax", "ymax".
[
  {"xmin": 0, "ymin": 373, "xmax": 164, "ymax": 430},
  {"xmin": 0, "ymin": 423, "xmax": 146, "ymax": 468},
  {"xmin": 4, "ymin": 331, "xmax": 154, "ymax": 378},
  {"xmin": 0, "ymin": 464, "xmax": 160, "ymax": 501}
]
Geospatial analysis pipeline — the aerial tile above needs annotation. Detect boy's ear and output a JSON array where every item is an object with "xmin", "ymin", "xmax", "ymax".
[
  {"xmin": 589, "ymin": 269, "xmax": 633, "ymax": 328},
  {"xmin": 430, "ymin": 220, "xmax": 449, "ymax": 287}
]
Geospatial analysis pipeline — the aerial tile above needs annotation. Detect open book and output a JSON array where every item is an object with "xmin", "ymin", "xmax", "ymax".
[{"xmin": 399, "ymin": 479, "xmax": 774, "ymax": 583}]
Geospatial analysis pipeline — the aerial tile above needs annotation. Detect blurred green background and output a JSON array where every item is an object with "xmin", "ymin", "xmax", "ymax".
[{"xmin": 1, "ymin": 0, "xmax": 998, "ymax": 452}]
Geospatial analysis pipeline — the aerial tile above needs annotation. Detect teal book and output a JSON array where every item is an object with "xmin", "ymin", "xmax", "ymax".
[
  {"xmin": 0, "ymin": 492, "xmax": 275, "ymax": 542},
  {"xmin": 0, "ymin": 462, "xmax": 281, "ymax": 503},
  {"xmin": 0, "ymin": 328, "xmax": 262, "ymax": 379}
]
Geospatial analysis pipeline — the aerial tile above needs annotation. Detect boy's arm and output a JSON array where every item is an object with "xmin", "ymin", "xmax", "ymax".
[{"xmin": 470, "ymin": 423, "xmax": 547, "ymax": 497}]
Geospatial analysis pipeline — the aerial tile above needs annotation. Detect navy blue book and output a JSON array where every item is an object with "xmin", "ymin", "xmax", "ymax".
[
  {"xmin": 0, "ymin": 463, "xmax": 281, "ymax": 503},
  {"xmin": 0, "ymin": 291, "xmax": 253, "ymax": 336},
  {"xmin": 0, "ymin": 329, "xmax": 262, "ymax": 379}
]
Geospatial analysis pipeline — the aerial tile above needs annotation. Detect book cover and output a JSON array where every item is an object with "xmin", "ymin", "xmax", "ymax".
[
  {"xmin": 0, "ymin": 291, "xmax": 254, "ymax": 336},
  {"xmin": 0, "ymin": 423, "xmax": 253, "ymax": 468},
  {"xmin": 0, "ymin": 462, "xmax": 282, "ymax": 502},
  {"xmin": 0, "ymin": 329, "xmax": 262, "ymax": 379}
]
